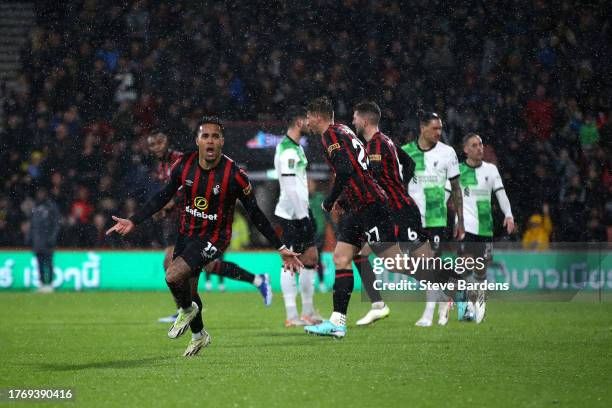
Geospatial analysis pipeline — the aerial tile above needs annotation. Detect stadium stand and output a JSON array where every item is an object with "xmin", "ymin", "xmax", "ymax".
[{"xmin": 0, "ymin": 0, "xmax": 610, "ymax": 247}]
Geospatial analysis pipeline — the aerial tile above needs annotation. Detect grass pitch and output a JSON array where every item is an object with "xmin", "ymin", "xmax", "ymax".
[{"xmin": 1, "ymin": 292, "xmax": 611, "ymax": 407}]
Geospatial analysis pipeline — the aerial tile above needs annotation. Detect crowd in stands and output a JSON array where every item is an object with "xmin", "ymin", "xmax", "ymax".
[{"xmin": 0, "ymin": 0, "xmax": 610, "ymax": 248}]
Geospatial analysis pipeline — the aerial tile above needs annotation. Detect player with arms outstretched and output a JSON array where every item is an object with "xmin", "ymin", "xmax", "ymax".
[
  {"xmin": 147, "ymin": 130, "xmax": 274, "ymax": 324},
  {"xmin": 107, "ymin": 117, "xmax": 301, "ymax": 356}
]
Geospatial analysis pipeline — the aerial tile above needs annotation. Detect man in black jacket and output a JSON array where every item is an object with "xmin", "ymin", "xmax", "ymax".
[{"xmin": 30, "ymin": 187, "xmax": 61, "ymax": 293}]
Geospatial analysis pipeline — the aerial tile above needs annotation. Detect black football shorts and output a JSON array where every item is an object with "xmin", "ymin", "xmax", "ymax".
[
  {"xmin": 336, "ymin": 203, "xmax": 396, "ymax": 252},
  {"xmin": 172, "ymin": 234, "xmax": 226, "ymax": 274},
  {"xmin": 276, "ymin": 210, "xmax": 316, "ymax": 254},
  {"xmin": 392, "ymin": 203, "xmax": 428, "ymax": 252},
  {"xmin": 459, "ymin": 232, "xmax": 493, "ymax": 263}
]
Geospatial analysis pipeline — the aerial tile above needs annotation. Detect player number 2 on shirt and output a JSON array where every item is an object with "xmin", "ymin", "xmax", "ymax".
[{"xmin": 351, "ymin": 138, "xmax": 369, "ymax": 170}]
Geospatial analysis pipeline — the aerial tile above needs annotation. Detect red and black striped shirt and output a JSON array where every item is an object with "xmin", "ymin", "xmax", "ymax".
[
  {"xmin": 153, "ymin": 149, "xmax": 184, "ymax": 219},
  {"xmin": 155, "ymin": 149, "xmax": 183, "ymax": 183},
  {"xmin": 321, "ymin": 124, "xmax": 387, "ymax": 211},
  {"xmin": 366, "ymin": 132, "xmax": 417, "ymax": 210},
  {"xmin": 132, "ymin": 151, "xmax": 282, "ymax": 250}
]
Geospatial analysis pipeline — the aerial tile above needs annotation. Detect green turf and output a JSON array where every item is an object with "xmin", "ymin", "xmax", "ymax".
[{"xmin": 1, "ymin": 292, "xmax": 611, "ymax": 407}]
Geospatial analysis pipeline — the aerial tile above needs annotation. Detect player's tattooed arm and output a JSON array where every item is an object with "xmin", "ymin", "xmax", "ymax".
[{"xmin": 449, "ymin": 176, "xmax": 465, "ymax": 239}]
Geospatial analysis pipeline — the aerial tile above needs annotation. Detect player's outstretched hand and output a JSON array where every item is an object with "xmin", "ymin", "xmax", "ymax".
[
  {"xmin": 279, "ymin": 247, "xmax": 303, "ymax": 274},
  {"xmin": 105, "ymin": 216, "xmax": 135, "ymax": 236},
  {"xmin": 504, "ymin": 217, "xmax": 515, "ymax": 234}
]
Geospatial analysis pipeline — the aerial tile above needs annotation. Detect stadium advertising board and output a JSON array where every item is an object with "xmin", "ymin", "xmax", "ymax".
[{"xmin": 0, "ymin": 250, "xmax": 610, "ymax": 295}]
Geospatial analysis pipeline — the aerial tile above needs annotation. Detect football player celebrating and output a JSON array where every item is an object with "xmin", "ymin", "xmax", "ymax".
[
  {"xmin": 107, "ymin": 117, "xmax": 301, "ymax": 356},
  {"xmin": 303, "ymin": 97, "xmax": 457, "ymax": 339},
  {"xmin": 147, "ymin": 130, "xmax": 274, "ymax": 324}
]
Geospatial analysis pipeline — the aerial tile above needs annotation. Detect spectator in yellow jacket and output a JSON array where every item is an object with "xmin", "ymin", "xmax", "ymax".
[{"xmin": 522, "ymin": 204, "xmax": 553, "ymax": 250}]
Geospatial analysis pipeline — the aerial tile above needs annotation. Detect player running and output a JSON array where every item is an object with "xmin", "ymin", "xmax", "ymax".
[
  {"xmin": 303, "ymin": 97, "xmax": 455, "ymax": 339},
  {"xmin": 148, "ymin": 130, "xmax": 274, "ymax": 324},
  {"xmin": 401, "ymin": 111, "xmax": 465, "ymax": 327},
  {"xmin": 107, "ymin": 117, "xmax": 302, "ymax": 356},
  {"xmin": 350, "ymin": 101, "xmax": 423, "ymax": 326},
  {"xmin": 457, "ymin": 133, "xmax": 515, "ymax": 323},
  {"xmin": 274, "ymin": 107, "xmax": 323, "ymax": 327}
]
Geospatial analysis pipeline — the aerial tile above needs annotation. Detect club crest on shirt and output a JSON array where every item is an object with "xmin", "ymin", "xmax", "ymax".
[
  {"xmin": 213, "ymin": 184, "xmax": 220, "ymax": 195},
  {"xmin": 288, "ymin": 159, "xmax": 295, "ymax": 169},
  {"xmin": 243, "ymin": 183, "xmax": 252, "ymax": 195}
]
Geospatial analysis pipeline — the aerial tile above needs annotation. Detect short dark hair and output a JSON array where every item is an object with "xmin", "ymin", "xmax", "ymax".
[
  {"xmin": 284, "ymin": 106, "xmax": 307, "ymax": 126},
  {"xmin": 307, "ymin": 96, "xmax": 334, "ymax": 120},
  {"xmin": 417, "ymin": 110, "xmax": 441, "ymax": 126},
  {"xmin": 147, "ymin": 128, "xmax": 167, "ymax": 138},
  {"xmin": 354, "ymin": 101, "xmax": 381, "ymax": 124},
  {"xmin": 198, "ymin": 115, "xmax": 224, "ymax": 133},
  {"xmin": 462, "ymin": 132, "xmax": 481, "ymax": 145}
]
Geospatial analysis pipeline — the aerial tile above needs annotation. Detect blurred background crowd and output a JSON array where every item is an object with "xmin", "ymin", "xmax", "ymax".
[{"xmin": 0, "ymin": 0, "xmax": 610, "ymax": 249}]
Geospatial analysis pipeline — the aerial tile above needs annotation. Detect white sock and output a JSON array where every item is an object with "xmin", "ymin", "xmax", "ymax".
[
  {"xmin": 421, "ymin": 290, "xmax": 439, "ymax": 321},
  {"xmin": 280, "ymin": 268, "xmax": 298, "ymax": 320},
  {"xmin": 253, "ymin": 274, "xmax": 263, "ymax": 287},
  {"xmin": 330, "ymin": 312, "xmax": 346, "ymax": 327},
  {"xmin": 438, "ymin": 289, "xmax": 450, "ymax": 309},
  {"xmin": 421, "ymin": 302, "xmax": 435, "ymax": 321},
  {"xmin": 299, "ymin": 268, "xmax": 315, "ymax": 316},
  {"xmin": 372, "ymin": 301, "xmax": 385, "ymax": 310},
  {"xmin": 192, "ymin": 330, "xmax": 203, "ymax": 340}
]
